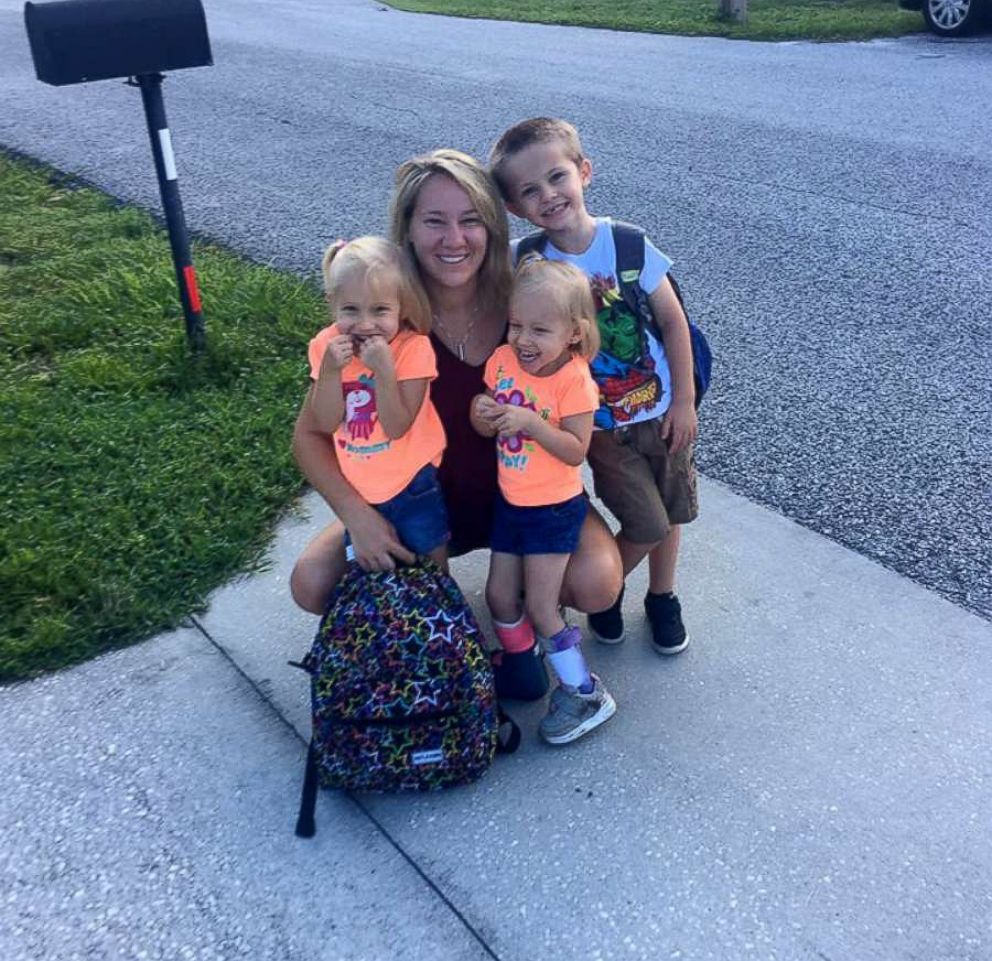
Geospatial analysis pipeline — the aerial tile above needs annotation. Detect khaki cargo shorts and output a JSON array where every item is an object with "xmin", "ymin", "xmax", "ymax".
[{"xmin": 586, "ymin": 418, "xmax": 698, "ymax": 545}]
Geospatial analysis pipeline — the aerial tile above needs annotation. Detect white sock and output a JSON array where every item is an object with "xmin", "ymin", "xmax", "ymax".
[{"xmin": 546, "ymin": 647, "xmax": 592, "ymax": 690}]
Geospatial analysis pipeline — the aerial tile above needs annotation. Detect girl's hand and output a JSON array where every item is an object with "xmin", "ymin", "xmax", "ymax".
[
  {"xmin": 494, "ymin": 404, "xmax": 537, "ymax": 438},
  {"xmin": 347, "ymin": 502, "xmax": 415, "ymax": 572},
  {"xmin": 472, "ymin": 394, "xmax": 502, "ymax": 424},
  {"xmin": 358, "ymin": 336, "xmax": 393, "ymax": 376},
  {"xmin": 320, "ymin": 335, "xmax": 353, "ymax": 375},
  {"xmin": 660, "ymin": 399, "xmax": 698, "ymax": 455}
]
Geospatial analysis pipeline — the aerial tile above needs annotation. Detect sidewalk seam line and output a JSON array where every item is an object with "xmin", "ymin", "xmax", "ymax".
[{"xmin": 188, "ymin": 614, "xmax": 504, "ymax": 961}]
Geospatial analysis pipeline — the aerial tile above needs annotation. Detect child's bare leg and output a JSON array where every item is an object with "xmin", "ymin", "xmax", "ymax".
[
  {"xmin": 525, "ymin": 554, "xmax": 595, "ymax": 691},
  {"xmin": 646, "ymin": 525, "xmax": 680, "ymax": 594},
  {"xmin": 486, "ymin": 552, "xmax": 525, "ymax": 625},
  {"xmin": 522, "ymin": 553, "xmax": 571, "ymax": 638}
]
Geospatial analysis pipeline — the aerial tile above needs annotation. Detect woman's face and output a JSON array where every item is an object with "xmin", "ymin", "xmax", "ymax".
[{"xmin": 407, "ymin": 175, "xmax": 489, "ymax": 294}]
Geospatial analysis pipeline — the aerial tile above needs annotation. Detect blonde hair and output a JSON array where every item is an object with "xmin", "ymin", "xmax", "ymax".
[
  {"xmin": 321, "ymin": 235, "xmax": 432, "ymax": 334},
  {"xmin": 489, "ymin": 118, "xmax": 585, "ymax": 200},
  {"xmin": 512, "ymin": 257, "xmax": 600, "ymax": 361},
  {"xmin": 389, "ymin": 149, "xmax": 511, "ymax": 319}
]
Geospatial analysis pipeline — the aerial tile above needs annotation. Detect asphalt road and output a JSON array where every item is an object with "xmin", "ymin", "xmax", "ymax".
[{"xmin": 1, "ymin": 0, "xmax": 990, "ymax": 617}]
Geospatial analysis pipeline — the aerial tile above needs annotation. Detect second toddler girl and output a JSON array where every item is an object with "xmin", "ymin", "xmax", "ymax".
[
  {"xmin": 308, "ymin": 236, "xmax": 449, "ymax": 567},
  {"xmin": 471, "ymin": 258, "xmax": 616, "ymax": 744}
]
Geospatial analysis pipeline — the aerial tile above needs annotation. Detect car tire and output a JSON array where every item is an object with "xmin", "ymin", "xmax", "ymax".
[{"xmin": 923, "ymin": 0, "xmax": 981, "ymax": 35}]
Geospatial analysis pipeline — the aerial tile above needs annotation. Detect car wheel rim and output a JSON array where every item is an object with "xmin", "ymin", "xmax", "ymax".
[{"xmin": 928, "ymin": 0, "xmax": 971, "ymax": 28}]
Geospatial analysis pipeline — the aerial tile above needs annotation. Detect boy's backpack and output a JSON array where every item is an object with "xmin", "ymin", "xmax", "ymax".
[
  {"xmin": 516, "ymin": 221, "xmax": 712, "ymax": 407},
  {"xmin": 294, "ymin": 559, "xmax": 518, "ymax": 838}
]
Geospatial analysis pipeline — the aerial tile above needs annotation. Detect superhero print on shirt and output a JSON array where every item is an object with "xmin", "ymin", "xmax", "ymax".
[
  {"xmin": 492, "ymin": 366, "xmax": 551, "ymax": 471},
  {"xmin": 588, "ymin": 273, "xmax": 662, "ymax": 430}
]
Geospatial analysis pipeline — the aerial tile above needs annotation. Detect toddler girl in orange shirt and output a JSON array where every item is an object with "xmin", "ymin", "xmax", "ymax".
[
  {"xmin": 308, "ymin": 236, "xmax": 449, "ymax": 567},
  {"xmin": 471, "ymin": 258, "xmax": 616, "ymax": 744}
]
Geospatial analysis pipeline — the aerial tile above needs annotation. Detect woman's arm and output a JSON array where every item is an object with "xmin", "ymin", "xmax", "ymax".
[{"xmin": 292, "ymin": 387, "xmax": 415, "ymax": 570}]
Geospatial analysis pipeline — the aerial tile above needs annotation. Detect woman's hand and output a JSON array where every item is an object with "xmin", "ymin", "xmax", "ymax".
[
  {"xmin": 345, "ymin": 501, "xmax": 416, "ymax": 572},
  {"xmin": 660, "ymin": 398, "xmax": 698, "ymax": 455}
]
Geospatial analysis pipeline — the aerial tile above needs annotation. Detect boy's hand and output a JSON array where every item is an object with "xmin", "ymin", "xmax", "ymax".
[
  {"xmin": 319, "ymin": 335, "xmax": 353, "ymax": 376},
  {"xmin": 358, "ymin": 336, "xmax": 393, "ymax": 375},
  {"xmin": 660, "ymin": 399, "xmax": 697, "ymax": 455},
  {"xmin": 494, "ymin": 404, "xmax": 537, "ymax": 438}
]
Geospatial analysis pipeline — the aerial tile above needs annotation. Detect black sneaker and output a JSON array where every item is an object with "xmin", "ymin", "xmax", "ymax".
[
  {"xmin": 491, "ymin": 644, "xmax": 549, "ymax": 702},
  {"xmin": 588, "ymin": 585, "xmax": 625, "ymax": 645},
  {"xmin": 644, "ymin": 591, "xmax": 689, "ymax": 655}
]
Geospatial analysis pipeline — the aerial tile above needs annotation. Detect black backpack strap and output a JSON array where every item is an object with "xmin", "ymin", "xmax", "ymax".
[
  {"xmin": 611, "ymin": 220, "xmax": 653, "ymax": 325},
  {"xmin": 514, "ymin": 231, "xmax": 549, "ymax": 265},
  {"xmin": 294, "ymin": 740, "xmax": 319, "ymax": 838},
  {"xmin": 495, "ymin": 705, "xmax": 522, "ymax": 754}
]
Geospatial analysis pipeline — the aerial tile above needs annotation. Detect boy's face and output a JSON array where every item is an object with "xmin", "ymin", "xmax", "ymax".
[{"xmin": 502, "ymin": 141, "xmax": 592, "ymax": 235}]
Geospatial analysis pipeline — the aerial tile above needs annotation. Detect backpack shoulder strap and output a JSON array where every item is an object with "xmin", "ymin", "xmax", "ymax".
[
  {"xmin": 515, "ymin": 231, "xmax": 549, "ymax": 263},
  {"xmin": 611, "ymin": 220, "xmax": 647, "ymax": 280},
  {"xmin": 610, "ymin": 221, "xmax": 654, "ymax": 331}
]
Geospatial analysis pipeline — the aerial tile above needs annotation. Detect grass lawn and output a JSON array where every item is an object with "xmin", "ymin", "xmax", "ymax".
[
  {"xmin": 0, "ymin": 152, "xmax": 325, "ymax": 682},
  {"xmin": 389, "ymin": 0, "xmax": 922, "ymax": 41}
]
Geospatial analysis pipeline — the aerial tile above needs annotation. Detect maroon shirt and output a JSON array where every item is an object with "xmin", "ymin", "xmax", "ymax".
[{"xmin": 430, "ymin": 332, "xmax": 500, "ymax": 557}]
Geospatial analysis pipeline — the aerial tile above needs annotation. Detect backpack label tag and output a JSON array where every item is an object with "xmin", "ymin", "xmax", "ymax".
[
  {"xmin": 620, "ymin": 269, "xmax": 640, "ymax": 283},
  {"xmin": 411, "ymin": 748, "xmax": 445, "ymax": 766}
]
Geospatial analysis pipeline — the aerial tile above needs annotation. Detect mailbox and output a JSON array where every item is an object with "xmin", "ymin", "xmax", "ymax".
[
  {"xmin": 25, "ymin": 0, "xmax": 212, "ymax": 87},
  {"xmin": 24, "ymin": 0, "xmax": 214, "ymax": 348}
]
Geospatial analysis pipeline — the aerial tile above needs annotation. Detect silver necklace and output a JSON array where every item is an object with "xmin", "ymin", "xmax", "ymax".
[{"xmin": 432, "ymin": 308, "xmax": 478, "ymax": 362}]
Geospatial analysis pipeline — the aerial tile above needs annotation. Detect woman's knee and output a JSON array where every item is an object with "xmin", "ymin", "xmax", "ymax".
[
  {"xmin": 290, "ymin": 522, "xmax": 346, "ymax": 615},
  {"xmin": 562, "ymin": 508, "xmax": 622, "ymax": 613}
]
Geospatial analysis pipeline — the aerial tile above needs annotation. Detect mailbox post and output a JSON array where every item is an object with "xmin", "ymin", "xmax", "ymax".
[{"xmin": 24, "ymin": 0, "xmax": 213, "ymax": 350}]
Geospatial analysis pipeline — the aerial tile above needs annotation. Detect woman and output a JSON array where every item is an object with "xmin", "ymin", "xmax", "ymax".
[{"xmin": 291, "ymin": 150, "xmax": 622, "ymax": 691}]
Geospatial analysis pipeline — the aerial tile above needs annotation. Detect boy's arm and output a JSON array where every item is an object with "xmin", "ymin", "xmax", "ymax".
[{"xmin": 648, "ymin": 278, "xmax": 698, "ymax": 454}]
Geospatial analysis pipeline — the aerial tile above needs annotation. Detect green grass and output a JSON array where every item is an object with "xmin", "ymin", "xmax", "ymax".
[
  {"xmin": 0, "ymin": 152, "xmax": 325, "ymax": 682},
  {"xmin": 389, "ymin": 0, "xmax": 922, "ymax": 41}
]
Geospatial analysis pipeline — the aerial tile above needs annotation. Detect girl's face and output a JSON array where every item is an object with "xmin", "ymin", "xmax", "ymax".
[
  {"xmin": 407, "ymin": 175, "xmax": 488, "ymax": 294},
  {"xmin": 333, "ymin": 273, "xmax": 402, "ymax": 344},
  {"xmin": 508, "ymin": 290, "xmax": 577, "ymax": 376}
]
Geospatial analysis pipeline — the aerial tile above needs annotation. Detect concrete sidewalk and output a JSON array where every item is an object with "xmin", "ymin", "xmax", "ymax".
[{"xmin": 2, "ymin": 479, "xmax": 990, "ymax": 961}]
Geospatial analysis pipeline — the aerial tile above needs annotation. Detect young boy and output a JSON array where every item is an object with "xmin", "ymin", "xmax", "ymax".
[{"xmin": 489, "ymin": 117, "xmax": 699, "ymax": 655}]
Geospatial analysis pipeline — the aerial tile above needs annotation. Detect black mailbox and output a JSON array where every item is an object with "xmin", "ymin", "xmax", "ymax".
[{"xmin": 25, "ymin": 0, "xmax": 212, "ymax": 87}]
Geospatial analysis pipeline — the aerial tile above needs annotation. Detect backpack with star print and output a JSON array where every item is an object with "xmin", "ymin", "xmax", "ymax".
[{"xmin": 294, "ymin": 559, "xmax": 518, "ymax": 836}]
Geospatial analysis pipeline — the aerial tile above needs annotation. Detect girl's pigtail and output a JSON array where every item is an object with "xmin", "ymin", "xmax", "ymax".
[{"xmin": 321, "ymin": 239, "xmax": 349, "ymax": 295}]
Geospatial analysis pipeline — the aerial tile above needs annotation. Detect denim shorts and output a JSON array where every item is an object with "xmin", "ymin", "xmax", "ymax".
[
  {"xmin": 346, "ymin": 464, "xmax": 450, "ymax": 556},
  {"xmin": 490, "ymin": 491, "xmax": 588, "ymax": 556}
]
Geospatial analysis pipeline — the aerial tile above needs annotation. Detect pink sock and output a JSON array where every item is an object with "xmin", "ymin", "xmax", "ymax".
[{"xmin": 493, "ymin": 615, "xmax": 536, "ymax": 654}]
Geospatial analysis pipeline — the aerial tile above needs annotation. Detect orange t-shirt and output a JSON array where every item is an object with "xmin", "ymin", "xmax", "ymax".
[
  {"xmin": 483, "ymin": 345, "xmax": 598, "ymax": 507},
  {"xmin": 308, "ymin": 326, "xmax": 446, "ymax": 504}
]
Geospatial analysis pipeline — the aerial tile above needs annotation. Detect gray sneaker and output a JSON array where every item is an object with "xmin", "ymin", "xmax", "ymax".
[{"xmin": 538, "ymin": 676, "xmax": 617, "ymax": 745}]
